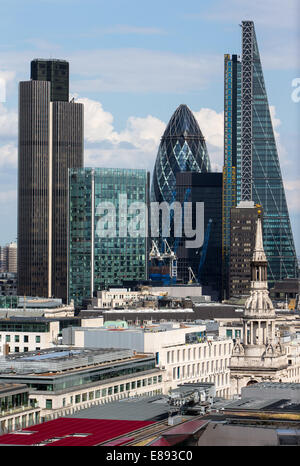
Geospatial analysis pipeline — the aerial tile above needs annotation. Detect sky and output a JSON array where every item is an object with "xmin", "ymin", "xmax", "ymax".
[{"xmin": 0, "ymin": 0, "xmax": 299, "ymax": 253}]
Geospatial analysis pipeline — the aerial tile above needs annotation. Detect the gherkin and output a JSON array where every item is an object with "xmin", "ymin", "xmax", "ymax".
[{"xmin": 151, "ymin": 104, "xmax": 211, "ymax": 203}]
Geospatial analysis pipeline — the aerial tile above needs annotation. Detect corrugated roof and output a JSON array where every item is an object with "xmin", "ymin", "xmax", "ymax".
[{"xmin": 0, "ymin": 418, "xmax": 154, "ymax": 446}]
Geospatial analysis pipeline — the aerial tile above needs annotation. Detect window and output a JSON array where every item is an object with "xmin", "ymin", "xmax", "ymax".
[
  {"xmin": 15, "ymin": 347, "xmax": 19, "ymax": 352},
  {"xmin": 24, "ymin": 335, "xmax": 29, "ymax": 343},
  {"xmin": 24, "ymin": 347, "xmax": 28, "ymax": 352},
  {"xmin": 45, "ymin": 399, "xmax": 52, "ymax": 409},
  {"xmin": 82, "ymin": 393, "xmax": 87, "ymax": 402},
  {"xmin": 102, "ymin": 389, "xmax": 107, "ymax": 397},
  {"xmin": 113, "ymin": 386, "xmax": 119, "ymax": 394},
  {"xmin": 126, "ymin": 383, "xmax": 130, "ymax": 391},
  {"xmin": 75, "ymin": 395, "xmax": 80, "ymax": 404},
  {"xmin": 35, "ymin": 336, "xmax": 40, "ymax": 343},
  {"xmin": 14, "ymin": 335, "xmax": 19, "ymax": 343},
  {"xmin": 131, "ymin": 381, "xmax": 136, "ymax": 389},
  {"xmin": 5, "ymin": 335, "xmax": 10, "ymax": 343},
  {"xmin": 89, "ymin": 392, "xmax": 94, "ymax": 400}
]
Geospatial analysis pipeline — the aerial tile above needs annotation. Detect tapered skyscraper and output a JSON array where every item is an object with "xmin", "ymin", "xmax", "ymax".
[
  {"xmin": 223, "ymin": 21, "xmax": 298, "ymax": 291},
  {"xmin": 151, "ymin": 104, "xmax": 211, "ymax": 204},
  {"xmin": 18, "ymin": 60, "xmax": 83, "ymax": 301}
]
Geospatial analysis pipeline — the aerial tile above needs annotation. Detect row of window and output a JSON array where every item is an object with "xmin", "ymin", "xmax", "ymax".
[
  {"xmin": 0, "ymin": 334, "xmax": 40, "ymax": 343},
  {"xmin": 166, "ymin": 343, "xmax": 232, "ymax": 363},
  {"xmin": 44, "ymin": 375, "xmax": 163, "ymax": 409},
  {"xmin": 172, "ymin": 367, "xmax": 229, "ymax": 386}
]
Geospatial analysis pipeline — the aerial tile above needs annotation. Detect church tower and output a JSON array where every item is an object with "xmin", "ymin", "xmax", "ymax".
[{"xmin": 229, "ymin": 214, "xmax": 288, "ymax": 395}]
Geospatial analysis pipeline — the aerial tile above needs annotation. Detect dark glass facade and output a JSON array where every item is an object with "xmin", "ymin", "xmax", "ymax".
[
  {"xmin": 31, "ymin": 59, "xmax": 69, "ymax": 102},
  {"xmin": 224, "ymin": 21, "xmax": 298, "ymax": 289},
  {"xmin": 176, "ymin": 172, "xmax": 223, "ymax": 299},
  {"xmin": 18, "ymin": 63, "xmax": 83, "ymax": 301},
  {"xmin": 52, "ymin": 102, "xmax": 84, "ymax": 301},
  {"xmin": 151, "ymin": 104, "xmax": 211, "ymax": 205},
  {"xmin": 222, "ymin": 54, "xmax": 241, "ymax": 298},
  {"xmin": 18, "ymin": 81, "xmax": 52, "ymax": 298},
  {"xmin": 68, "ymin": 168, "xmax": 149, "ymax": 307}
]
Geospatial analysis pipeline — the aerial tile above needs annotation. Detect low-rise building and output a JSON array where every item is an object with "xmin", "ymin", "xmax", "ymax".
[
  {"xmin": 62, "ymin": 322, "xmax": 233, "ymax": 398},
  {"xmin": 0, "ymin": 347, "xmax": 164, "ymax": 422},
  {"xmin": 0, "ymin": 316, "xmax": 104, "ymax": 355},
  {"xmin": 0, "ymin": 383, "xmax": 41, "ymax": 434}
]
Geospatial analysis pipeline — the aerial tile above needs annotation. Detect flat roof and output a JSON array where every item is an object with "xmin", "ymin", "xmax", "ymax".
[
  {"xmin": 0, "ymin": 418, "xmax": 154, "ymax": 446},
  {"xmin": 0, "ymin": 347, "xmax": 150, "ymax": 375},
  {"xmin": 68, "ymin": 395, "xmax": 170, "ymax": 422}
]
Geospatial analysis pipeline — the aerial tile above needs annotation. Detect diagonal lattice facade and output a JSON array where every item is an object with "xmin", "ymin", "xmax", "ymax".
[
  {"xmin": 239, "ymin": 21, "xmax": 298, "ymax": 285},
  {"xmin": 151, "ymin": 104, "xmax": 211, "ymax": 204}
]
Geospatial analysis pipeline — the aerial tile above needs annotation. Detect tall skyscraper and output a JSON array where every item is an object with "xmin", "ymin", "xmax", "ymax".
[
  {"xmin": 176, "ymin": 172, "xmax": 223, "ymax": 299},
  {"xmin": 18, "ymin": 60, "xmax": 83, "ymax": 301},
  {"xmin": 223, "ymin": 21, "xmax": 298, "ymax": 290},
  {"xmin": 222, "ymin": 54, "xmax": 241, "ymax": 298},
  {"xmin": 151, "ymin": 104, "xmax": 211, "ymax": 205},
  {"xmin": 68, "ymin": 168, "xmax": 149, "ymax": 308}
]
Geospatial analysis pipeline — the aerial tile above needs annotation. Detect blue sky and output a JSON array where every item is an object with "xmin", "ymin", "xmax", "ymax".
[{"xmin": 0, "ymin": 0, "xmax": 299, "ymax": 253}]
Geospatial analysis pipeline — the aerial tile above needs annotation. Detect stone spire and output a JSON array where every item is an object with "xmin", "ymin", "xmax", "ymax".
[
  {"xmin": 244, "ymin": 214, "xmax": 274, "ymax": 317},
  {"xmin": 252, "ymin": 215, "xmax": 267, "ymax": 263}
]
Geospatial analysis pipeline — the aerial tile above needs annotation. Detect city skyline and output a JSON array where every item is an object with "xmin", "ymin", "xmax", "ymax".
[{"xmin": 0, "ymin": 0, "xmax": 299, "ymax": 254}]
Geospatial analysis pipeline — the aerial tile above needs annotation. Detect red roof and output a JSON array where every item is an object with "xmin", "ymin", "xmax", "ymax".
[{"xmin": 0, "ymin": 418, "xmax": 154, "ymax": 446}]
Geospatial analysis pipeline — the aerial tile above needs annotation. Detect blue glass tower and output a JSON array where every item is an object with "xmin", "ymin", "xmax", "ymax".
[
  {"xmin": 151, "ymin": 104, "xmax": 211, "ymax": 204},
  {"xmin": 222, "ymin": 54, "xmax": 241, "ymax": 297},
  {"xmin": 238, "ymin": 21, "xmax": 297, "ymax": 286}
]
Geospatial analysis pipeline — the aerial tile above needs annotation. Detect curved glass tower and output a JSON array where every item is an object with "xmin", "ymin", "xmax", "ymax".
[{"xmin": 151, "ymin": 104, "xmax": 211, "ymax": 204}]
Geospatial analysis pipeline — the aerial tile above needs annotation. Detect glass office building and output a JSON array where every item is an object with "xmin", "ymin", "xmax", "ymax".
[
  {"xmin": 223, "ymin": 21, "xmax": 298, "ymax": 289},
  {"xmin": 151, "ymin": 104, "xmax": 211, "ymax": 205},
  {"xmin": 68, "ymin": 168, "xmax": 149, "ymax": 307},
  {"xmin": 222, "ymin": 54, "xmax": 241, "ymax": 298},
  {"xmin": 176, "ymin": 172, "xmax": 223, "ymax": 299}
]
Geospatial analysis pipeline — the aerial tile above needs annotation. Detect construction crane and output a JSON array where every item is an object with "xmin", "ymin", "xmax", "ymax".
[
  {"xmin": 188, "ymin": 267, "xmax": 197, "ymax": 284},
  {"xmin": 149, "ymin": 239, "xmax": 177, "ymax": 285}
]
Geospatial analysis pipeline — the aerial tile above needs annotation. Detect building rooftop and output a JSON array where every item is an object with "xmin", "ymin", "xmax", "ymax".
[
  {"xmin": 68, "ymin": 395, "xmax": 170, "ymax": 422},
  {"xmin": 0, "ymin": 417, "xmax": 154, "ymax": 446},
  {"xmin": 0, "ymin": 347, "xmax": 147, "ymax": 375}
]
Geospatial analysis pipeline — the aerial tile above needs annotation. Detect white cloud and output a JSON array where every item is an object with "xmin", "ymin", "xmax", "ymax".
[
  {"xmin": 0, "ymin": 103, "xmax": 18, "ymax": 138},
  {"xmin": 0, "ymin": 143, "xmax": 17, "ymax": 168},
  {"xmin": 193, "ymin": 108, "xmax": 224, "ymax": 171},
  {"xmin": 0, "ymin": 189, "xmax": 17, "ymax": 203},
  {"xmin": 284, "ymin": 180, "xmax": 300, "ymax": 213},
  {"xmin": 75, "ymin": 96, "xmax": 226, "ymax": 173},
  {"xmin": 69, "ymin": 49, "xmax": 222, "ymax": 93}
]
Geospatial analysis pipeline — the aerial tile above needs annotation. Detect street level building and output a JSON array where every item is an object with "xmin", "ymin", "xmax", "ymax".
[
  {"xmin": 0, "ymin": 347, "xmax": 164, "ymax": 423},
  {"xmin": 229, "ymin": 215, "xmax": 292, "ymax": 395},
  {"xmin": 62, "ymin": 322, "xmax": 233, "ymax": 397},
  {"xmin": 0, "ymin": 383, "xmax": 41, "ymax": 434}
]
